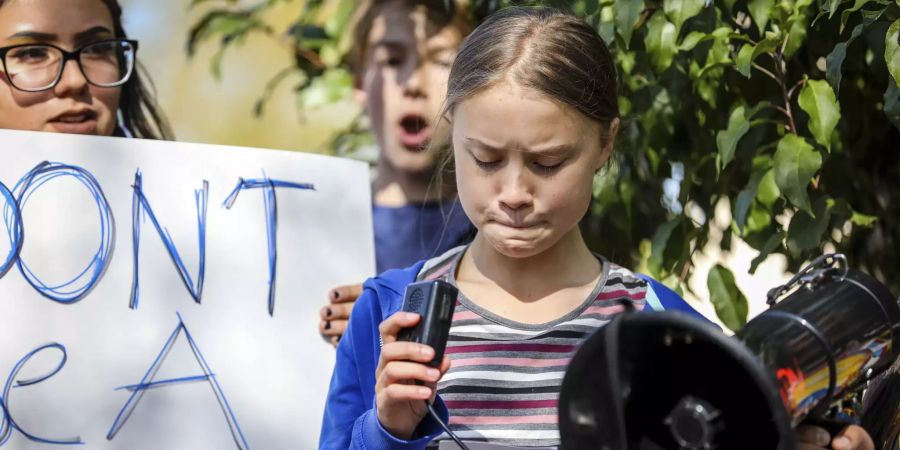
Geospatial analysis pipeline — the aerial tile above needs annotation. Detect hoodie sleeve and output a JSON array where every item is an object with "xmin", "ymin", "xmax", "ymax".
[
  {"xmin": 639, "ymin": 274, "xmax": 718, "ymax": 327},
  {"xmin": 320, "ymin": 286, "xmax": 371, "ymax": 450},
  {"xmin": 320, "ymin": 262, "xmax": 448, "ymax": 450},
  {"xmin": 350, "ymin": 397, "xmax": 450, "ymax": 450}
]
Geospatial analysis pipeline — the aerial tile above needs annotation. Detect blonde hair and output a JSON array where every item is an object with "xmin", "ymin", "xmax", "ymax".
[{"xmin": 433, "ymin": 7, "xmax": 620, "ymax": 192}]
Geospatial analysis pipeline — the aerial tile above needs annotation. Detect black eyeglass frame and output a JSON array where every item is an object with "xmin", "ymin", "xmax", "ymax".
[{"xmin": 0, "ymin": 39, "xmax": 139, "ymax": 92}]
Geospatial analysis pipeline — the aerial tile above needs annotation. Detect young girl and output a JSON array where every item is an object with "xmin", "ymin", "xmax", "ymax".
[
  {"xmin": 320, "ymin": 7, "xmax": 872, "ymax": 450},
  {"xmin": 0, "ymin": 0, "xmax": 171, "ymax": 139}
]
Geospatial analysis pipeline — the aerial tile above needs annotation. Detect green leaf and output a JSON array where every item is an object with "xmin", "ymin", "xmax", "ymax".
[
  {"xmin": 828, "ymin": 7, "xmax": 887, "ymax": 93},
  {"xmin": 735, "ymin": 37, "xmax": 780, "ymax": 78},
  {"xmin": 798, "ymin": 79, "xmax": 841, "ymax": 152},
  {"xmin": 325, "ymin": 0, "xmax": 356, "ymax": 37},
  {"xmin": 745, "ymin": 201, "xmax": 772, "ymax": 234},
  {"xmin": 734, "ymin": 156, "xmax": 772, "ymax": 232},
  {"xmin": 297, "ymin": 68, "xmax": 353, "ymax": 109},
  {"xmin": 784, "ymin": 11, "xmax": 809, "ymax": 58},
  {"xmin": 598, "ymin": 5, "xmax": 616, "ymax": 44},
  {"xmin": 748, "ymin": 0, "xmax": 772, "ymax": 33},
  {"xmin": 839, "ymin": 0, "xmax": 888, "ymax": 33},
  {"xmin": 887, "ymin": 19, "xmax": 900, "ymax": 89},
  {"xmin": 757, "ymin": 169, "xmax": 781, "ymax": 207},
  {"xmin": 645, "ymin": 11, "xmax": 678, "ymax": 73},
  {"xmin": 210, "ymin": 46, "xmax": 227, "ymax": 80},
  {"xmin": 826, "ymin": 23, "xmax": 865, "ymax": 94},
  {"xmin": 750, "ymin": 231, "xmax": 785, "ymax": 274},
  {"xmin": 664, "ymin": 0, "xmax": 706, "ymax": 36},
  {"xmin": 774, "ymin": 134, "xmax": 822, "ymax": 214},
  {"xmin": 186, "ymin": 10, "xmax": 267, "ymax": 57},
  {"xmin": 786, "ymin": 197, "xmax": 832, "ymax": 256},
  {"xmin": 824, "ymin": 0, "xmax": 850, "ymax": 20},
  {"xmin": 679, "ymin": 31, "xmax": 708, "ymax": 51},
  {"xmin": 649, "ymin": 218, "xmax": 681, "ymax": 275},
  {"xmin": 707, "ymin": 264, "xmax": 749, "ymax": 331},
  {"xmin": 736, "ymin": 44, "xmax": 756, "ymax": 78},
  {"xmin": 734, "ymin": 191, "xmax": 756, "ymax": 234},
  {"xmin": 851, "ymin": 211, "xmax": 878, "ymax": 226},
  {"xmin": 716, "ymin": 105, "xmax": 750, "ymax": 171},
  {"xmin": 616, "ymin": 0, "xmax": 644, "ymax": 48}
]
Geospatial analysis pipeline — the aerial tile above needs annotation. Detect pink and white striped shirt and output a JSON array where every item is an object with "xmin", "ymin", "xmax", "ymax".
[{"xmin": 417, "ymin": 246, "xmax": 648, "ymax": 448}]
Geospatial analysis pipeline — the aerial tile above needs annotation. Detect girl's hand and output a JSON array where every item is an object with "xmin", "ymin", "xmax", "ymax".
[
  {"xmin": 795, "ymin": 424, "xmax": 875, "ymax": 450},
  {"xmin": 319, "ymin": 283, "xmax": 362, "ymax": 346},
  {"xmin": 375, "ymin": 312, "xmax": 452, "ymax": 440}
]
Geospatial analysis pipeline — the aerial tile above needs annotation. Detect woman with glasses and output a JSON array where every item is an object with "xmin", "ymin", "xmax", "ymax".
[{"xmin": 0, "ymin": 0, "xmax": 171, "ymax": 139}]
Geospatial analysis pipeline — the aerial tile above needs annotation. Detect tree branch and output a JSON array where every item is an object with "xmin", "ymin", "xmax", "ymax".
[
  {"xmin": 770, "ymin": 49, "xmax": 798, "ymax": 134},
  {"xmin": 752, "ymin": 63, "xmax": 780, "ymax": 82}
]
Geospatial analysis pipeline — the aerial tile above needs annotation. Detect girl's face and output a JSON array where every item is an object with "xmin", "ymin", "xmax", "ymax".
[
  {"xmin": 452, "ymin": 81, "xmax": 613, "ymax": 259},
  {"xmin": 0, "ymin": 0, "xmax": 121, "ymax": 135}
]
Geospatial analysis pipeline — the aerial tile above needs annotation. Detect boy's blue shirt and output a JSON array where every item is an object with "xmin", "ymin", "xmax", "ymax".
[
  {"xmin": 319, "ymin": 262, "xmax": 709, "ymax": 450},
  {"xmin": 372, "ymin": 200, "xmax": 474, "ymax": 273}
]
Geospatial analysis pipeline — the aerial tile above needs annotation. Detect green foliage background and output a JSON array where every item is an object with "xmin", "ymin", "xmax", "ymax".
[{"xmin": 188, "ymin": 0, "xmax": 900, "ymax": 331}]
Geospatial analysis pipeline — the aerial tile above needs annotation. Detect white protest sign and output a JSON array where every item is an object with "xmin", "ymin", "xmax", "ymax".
[{"xmin": 0, "ymin": 129, "xmax": 375, "ymax": 449}]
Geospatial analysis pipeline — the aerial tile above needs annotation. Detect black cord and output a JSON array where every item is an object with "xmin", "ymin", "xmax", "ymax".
[{"xmin": 426, "ymin": 401, "xmax": 471, "ymax": 450}]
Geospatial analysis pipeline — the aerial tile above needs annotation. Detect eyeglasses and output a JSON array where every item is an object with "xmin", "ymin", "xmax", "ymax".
[{"xmin": 0, "ymin": 39, "xmax": 138, "ymax": 92}]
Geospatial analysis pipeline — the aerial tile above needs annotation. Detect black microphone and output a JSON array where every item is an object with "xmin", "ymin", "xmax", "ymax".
[{"xmin": 398, "ymin": 280, "xmax": 457, "ymax": 367}]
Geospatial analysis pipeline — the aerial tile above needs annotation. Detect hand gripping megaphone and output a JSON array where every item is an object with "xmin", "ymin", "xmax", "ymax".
[{"xmin": 558, "ymin": 254, "xmax": 900, "ymax": 450}]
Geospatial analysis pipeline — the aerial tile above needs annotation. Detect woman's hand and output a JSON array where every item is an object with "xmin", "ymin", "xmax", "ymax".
[
  {"xmin": 795, "ymin": 424, "xmax": 875, "ymax": 450},
  {"xmin": 320, "ymin": 283, "xmax": 362, "ymax": 346},
  {"xmin": 375, "ymin": 312, "xmax": 452, "ymax": 440}
]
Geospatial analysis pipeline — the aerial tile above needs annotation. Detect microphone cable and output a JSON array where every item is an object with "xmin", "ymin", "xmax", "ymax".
[{"xmin": 426, "ymin": 401, "xmax": 470, "ymax": 450}]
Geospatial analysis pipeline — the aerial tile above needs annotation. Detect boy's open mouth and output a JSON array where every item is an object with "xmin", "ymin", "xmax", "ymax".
[{"xmin": 397, "ymin": 114, "xmax": 431, "ymax": 151}]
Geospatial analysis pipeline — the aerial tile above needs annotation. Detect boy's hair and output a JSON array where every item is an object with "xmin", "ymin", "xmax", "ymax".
[
  {"xmin": 0, "ymin": 0, "xmax": 173, "ymax": 140},
  {"xmin": 348, "ymin": 0, "xmax": 473, "ymax": 76}
]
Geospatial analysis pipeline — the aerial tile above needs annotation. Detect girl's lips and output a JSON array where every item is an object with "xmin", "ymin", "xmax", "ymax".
[
  {"xmin": 397, "ymin": 114, "xmax": 431, "ymax": 150},
  {"xmin": 499, "ymin": 222, "xmax": 540, "ymax": 229}
]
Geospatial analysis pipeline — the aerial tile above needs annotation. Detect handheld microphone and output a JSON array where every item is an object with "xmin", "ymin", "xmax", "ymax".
[
  {"xmin": 396, "ymin": 279, "xmax": 470, "ymax": 450},
  {"xmin": 397, "ymin": 279, "xmax": 457, "ymax": 366}
]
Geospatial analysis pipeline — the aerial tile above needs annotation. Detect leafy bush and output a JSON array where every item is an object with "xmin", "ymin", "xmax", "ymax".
[{"xmin": 188, "ymin": 0, "xmax": 900, "ymax": 330}]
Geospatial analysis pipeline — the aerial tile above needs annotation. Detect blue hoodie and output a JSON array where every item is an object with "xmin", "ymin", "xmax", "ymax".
[{"xmin": 319, "ymin": 261, "xmax": 707, "ymax": 450}]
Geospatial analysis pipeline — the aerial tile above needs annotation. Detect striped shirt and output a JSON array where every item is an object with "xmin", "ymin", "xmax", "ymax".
[{"xmin": 418, "ymin": 246, "xmax": 647, "ymax": 448}]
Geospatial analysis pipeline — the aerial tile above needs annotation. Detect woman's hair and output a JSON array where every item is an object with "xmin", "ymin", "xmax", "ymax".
[
  {"xmin": 0, "ymin": 0, "xmax": 173, "ymax": 140},
  {"xmin": 433, "ymin": 7, "xmax": 619, "ymax": 191}
]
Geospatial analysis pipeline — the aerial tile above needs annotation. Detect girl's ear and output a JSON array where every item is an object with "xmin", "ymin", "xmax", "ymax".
[{"xmin": 595, "ymin": 117, "xmax": 620, "ymax": 171}]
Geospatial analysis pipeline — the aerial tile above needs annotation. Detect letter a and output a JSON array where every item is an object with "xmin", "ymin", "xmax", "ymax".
[{"xmin": 106, "ymin": 314, "xmax": 249, "ymax": 449}]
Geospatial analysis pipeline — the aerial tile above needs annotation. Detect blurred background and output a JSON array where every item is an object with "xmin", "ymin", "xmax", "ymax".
[{"xmin": 120, "ymin": 0, "xmax": 357, "ymax": 152}]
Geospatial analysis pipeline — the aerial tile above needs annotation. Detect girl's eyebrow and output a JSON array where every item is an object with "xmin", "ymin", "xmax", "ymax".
[
  {"xmin": 466, "ymin": 137, "xmax": 573, "ymax": 156},
  {"xmin": 465, "ymin": 137, "xmax": 503, "ymax": 155}
]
